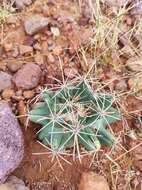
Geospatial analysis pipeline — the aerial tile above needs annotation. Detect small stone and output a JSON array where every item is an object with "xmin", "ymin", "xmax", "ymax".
[
  {"xmin": 48, "ymin": 54, "xmax": 55, "ymax": 63},
  {"xmin": 128, "ymin": 76, "xmax": 142, "ymax": 91},
  {"xmin": 78, "ymin": 172, "xmax": 110, "ymax": 190},
  {"xmin": 12, "ymin": 63, "xmax": 42, "ymax": 90},
  {"xmin": 6, "ymin": 16, "xmax": 18, "ymax": 24},
  {"xmin": 34, "ymin": 54, "xmax": 44, "ymax": 65},
  {"xmin": 53, "ymin": 45, "xmax": 62, "ymax": 56},
  {"xmin": 115, "ymin": 80, "xmax": 127, "ymax": 91},
  {"xmin": 0, "ymin": 103, "xmax": 24, "ymax": 183},
  {"xmin": 51, "ymin": 27, "xmax": 60, "ymax": 37},
  {"xmin": 0, "ymin": 62, "xmax": 7, "ymax": 71},
  {"xmin": 16, "ymin": 90, "xmax": 23, "ymax": 97},
  {"xmin": 3, "ymin": 43, "xmax": 13, "ymax": 52},
  {"xmin": 33, "ymin": 43, "xmax": 41, "ymax": 50},
  {"xmin": 0, "ymin": 72, "xmax": 12, "ymax": 92},
  {"xmin": 42, "ymin": 5, "xmax": 50, "ymax": 17},
  {"xmin": 12, "ymin": 46, "xmax": 19, "ymax": 58},
  {"xmin": 126, "ymin": 57, "xmax": 142, "ymax": 72},
  {"xmin": 23, "ymin": 36, "xmax": 34, "ymax": 46},
  {"xmin": 15, "ymin": 0, "xmax": 32, "ymax": 9},
  {"xmin": 19, "ymin": 45, "xmax": 33, "ymax": 55},
  {"xmin": 23, "ymin": 90, "xmax": 34, "ymax": 99},
  {"xmin": 0, "ymin": 176, "xmax": 29, "ymax": 190},
  {"xmin": 7, "ymin": 62, "xmax": 24, "ymax": 73},
  {"xmin": 2, "ymin": 89, "xmax": 15, "ymax": 99},
  {"xmin": 24, "ymin": 15, "xmax": 49, "ymax": 35}
]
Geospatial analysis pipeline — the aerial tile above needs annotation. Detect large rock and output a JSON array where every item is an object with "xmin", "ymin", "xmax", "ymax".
[
  {"xmin": 24, "ymin": 15, "xmax": 49, "ymax": 35},
  {"xmin": 0, "ymin": 176, "xmax": 29, "ymax": 190},
  {"xmin": 0, "ymin": 103, "xmax": 24, "ymax": 183},
  {"xmin": 12, "ymin": 63, "xmax": 41, "ymax": 90},
  {"xmin": 0, "ymin": 72, "xmax": 12, "ymax": 92},
  {"xmin": 78, "ymin": 172, "xmax": 110, "ymax": 190}
]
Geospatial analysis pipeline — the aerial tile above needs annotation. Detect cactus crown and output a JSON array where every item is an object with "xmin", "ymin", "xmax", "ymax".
[{"xmin": 29, "ymin": 78, "xmax": 121, "ymax": 156}]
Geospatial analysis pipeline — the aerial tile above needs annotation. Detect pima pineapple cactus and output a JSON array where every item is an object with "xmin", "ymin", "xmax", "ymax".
[{"xmin": 29, "ymin": 79, "xmax": 121, "ymax": 155}]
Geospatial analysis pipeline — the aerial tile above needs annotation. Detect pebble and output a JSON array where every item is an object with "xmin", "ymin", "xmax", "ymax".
[
  {"xmin": 48, "ymin": 54, "xmax": 55, "ymax": 63},
  {"xmin": 7, "ymin": 62, "xmax": 24, "ymax": 73},
  {"xmin": 6, "ymin": 16, "xmax": 18, "ymax": 25},
  {"xmin": 12, "ymin": 63, "xmax": 42, "ymax": 90},
  {"xmin": 23, "ymin": 36, "xmax": 34, "ymax": 47},
  {"xmin": 15, "ymin": 0, "xmax": 32, "ymax": 9},
  {"xmin": 78, "ymin": 172, "xmax": 110, "ymax": 190},
  {"xmin": 51, "ymin": 27, "xmax": 60, "ymax": 37},
  {"xmin": 0, "ymin": 103, "xmax": 24, "ymax": 183},
  {"xmin": 19, "ymin": 45, "xmax": 33, "ymax": 55},
  {"xmin": 12, "ymin": 46, "xmax": 19, "ymax": 58},
  {"xmin": 126, "ymin": 57, "xmax": 142, "ymax": 72},
  {"xmin": 115, "ymin": 80, "xmax": 127, "ymax": 91},
  {"xmin": 24, "ymin": 15, "xmax": 49, "ymax": 35},
  {"xmin": 128, "ymin": 76, "xmax": 142, "ymax": 91},
  {"xmin": 0, "ymin": 62, "xmax": 7, "ymax": 71},
  {"xmin": 0, "ymin": 176, "xmax": 29, "ymax": 190},
  {"xmin": 0, "ymin": 72, "xmax": 12, "ymax": 92},
  {"xmin": 53, "ymin": 45, "xmax": 62, "ymax": 55},
  {"xmin": 33, "ymin": 43, "xmax": 41, "ymax": 50},
  {"xmin": 64, "ymin": 67, "xmax": 78, "ymax": 79},
  {"xmin": 3, "ymin": 43, "xmax": 13, "ymax": 52},
  {"xmin": 34, "ymin": 54, "xmax": 44, "ymax": 65},
  {"xmin": 2, "ymin": 89, "xmax": 15, "ymax": 99},
  {"xmin": 23, "ymin": 90, "xmax": 34, "ymax": 99}
]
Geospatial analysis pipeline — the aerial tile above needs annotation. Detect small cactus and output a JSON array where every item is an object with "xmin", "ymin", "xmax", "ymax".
[{"xmin": 29, "ymin": 78, "xmax": 121, "ymax": 156}]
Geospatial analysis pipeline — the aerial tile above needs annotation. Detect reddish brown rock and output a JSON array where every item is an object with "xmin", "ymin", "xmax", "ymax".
[
  {"xmin": 24, "ymin": 15, "xmax": 49, "ymax": 35},
  {"xmin": 15, "ymin": 0, "xmax": 32, "ymax": 9},
  {"xmin": 12, "ymin": 63, "xmax": 42, "ymax": 90}
]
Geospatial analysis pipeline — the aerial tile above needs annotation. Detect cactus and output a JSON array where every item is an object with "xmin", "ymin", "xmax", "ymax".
[{"xmin": 28, "ymin": 79, "xmax": 121, "ymax": 155}]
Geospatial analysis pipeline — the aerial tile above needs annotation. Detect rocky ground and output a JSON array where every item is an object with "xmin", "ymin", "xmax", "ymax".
[{"xmin": 0, "ymin": 0, "xmax": 142, "ymax": 189}]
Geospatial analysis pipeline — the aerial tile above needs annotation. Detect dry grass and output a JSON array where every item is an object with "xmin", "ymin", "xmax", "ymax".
[{"xmin": 76, "ymin": 1, "xmax": 142, "ymax": 189}]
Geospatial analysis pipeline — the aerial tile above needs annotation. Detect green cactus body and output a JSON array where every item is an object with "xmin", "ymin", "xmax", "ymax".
[{"xmin": 29, "ymin": 79, "xmax": 121, "ymax": 154}]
